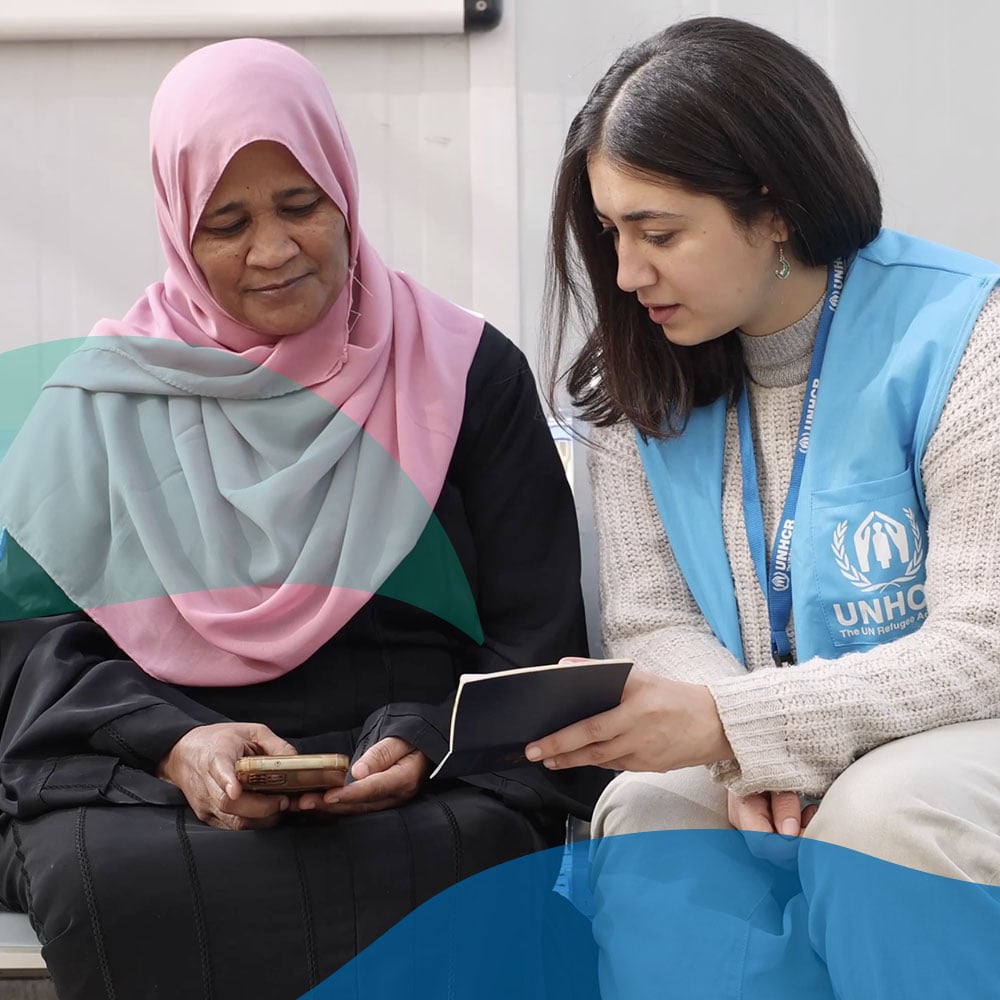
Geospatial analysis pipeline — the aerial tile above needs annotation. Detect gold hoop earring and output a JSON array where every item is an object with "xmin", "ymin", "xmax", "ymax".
[{"xmin": 775, "ymin": 243, "xmax": 791, "ymax": 280}]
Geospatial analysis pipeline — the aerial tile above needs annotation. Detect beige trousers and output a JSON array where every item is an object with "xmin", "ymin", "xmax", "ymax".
[{"xmin": 591, "ymin": 719, "xmax": 1000, "ymax": 883}]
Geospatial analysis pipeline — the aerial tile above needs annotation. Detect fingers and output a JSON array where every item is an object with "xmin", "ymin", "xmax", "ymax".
[
  {"xmin": 298, "ymin": 795, "xmax": 404, "ymax": 816},
  {"xmin": 769, "ymin": 790, "xmax": 803, "ymax": 836},
  {"xmin": 350, "ymin": 737, "xmax": 410, "ymax": 781},
  {"xmin": 182, "ymin": 729, "xmax": 427, "ymax": 824},
  {"xmin": 206, "ymin": 809, "xmax": 286, "ymax": 832},
  {"xmin": 295, "ymin": 748, "xmax": 428, "ymax": 815},
  {"xmin": 339, "ymin": 755, "xmax": 420, "ymax": 803},
  {"xmin": 199, "ymin": 768, "xmax": 288, "ymax": 821},
  {"xmin": 525, "ymin": 706, "xmax": 622, "ymax": 766},
  {"xmin": 163, "ymin": 722, "xmax": 301, "ymax": 827},
  {"xmin": 727, "ymin": 791, "xmax": 776, "ymax": 833},
  {"xmin": 205, "ymin": 727, "xmax": 284, "ymax": 802},
  {"xmin": 246, "ymin": 725, "xmax": 298, "ymax": 758},
  {"xmin": 227, "ymin": 790, "xmax": 289, "ymax": 821},
  {"xmin": 729, "ymin": 790, "xmax": 813, "ymax": 839},
  {"xmin": 530, "ymin": 734, "xmax": 630, "ymax": 771},
  {"xmin": 523, "ymin": 674, "xmax": 726, "ymax": 775},
  {"xmin": 331, "ymin": 774, "xmax": 394, "ymax": 804},
  {"xmin": 207, "ymin": 753, "xmax": 242, "ymax": 801},
  {"xmin": 188, "ymin": 777, "xmax": 287, "ymax": 826}
]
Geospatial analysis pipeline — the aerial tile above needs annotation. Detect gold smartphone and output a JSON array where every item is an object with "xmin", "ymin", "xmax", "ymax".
[{"xmin": 234, "ymin": 753, "xmax": 351, "ymax": 793}]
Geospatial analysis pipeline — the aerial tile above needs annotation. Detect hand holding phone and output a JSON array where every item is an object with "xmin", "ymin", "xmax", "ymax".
[{"xmin": 234, "ymin": 753, "xmax": 350, "ymax": 793}]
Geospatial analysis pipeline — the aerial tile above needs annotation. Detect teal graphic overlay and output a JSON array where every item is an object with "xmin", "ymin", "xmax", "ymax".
[
  {"xmin": 0, "ymin": 339, "xmax": 481, "ymax": 641},
  {"xmin": 0, "ymin": 338, "xmax": 87, "ymax": 460}
]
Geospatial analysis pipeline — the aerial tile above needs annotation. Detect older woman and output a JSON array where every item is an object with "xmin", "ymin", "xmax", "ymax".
[{"xmin": 0, "ymin": 39, "xmax": 602, "ymax": 999}]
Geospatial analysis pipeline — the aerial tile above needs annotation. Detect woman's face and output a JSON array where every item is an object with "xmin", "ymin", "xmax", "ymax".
[
  {"xmin": 192, "ymin": 141, "xmax": 350, "ymax": 337},
  {"xmin": 587, "ymin": 154, "xmax": 792, "ymax": 343}
]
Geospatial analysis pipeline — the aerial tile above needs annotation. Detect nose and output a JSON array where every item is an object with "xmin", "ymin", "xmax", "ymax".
[
  {"xmin": 615, "ymin": 237, "xmax": 656, "ymax": 294},
  {"xmin": 245, "ymin": 216, "xmax": 299, "ymax": 269}
]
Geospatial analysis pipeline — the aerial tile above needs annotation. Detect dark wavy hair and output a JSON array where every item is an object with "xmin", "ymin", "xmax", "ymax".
[{"xmin": 544, "ymin": 16, "xmax": 882, "ymax": 438}]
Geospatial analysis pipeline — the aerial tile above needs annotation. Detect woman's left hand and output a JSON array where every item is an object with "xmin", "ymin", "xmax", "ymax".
[
  {"xmin": 728, "ymin": 790, "xmax": 819, "ymax": 837},
  {"xmin": 525, "ymin": 670, "xmax": 733, "ymax": 773},
  {"xmin": 291, "ymin": 737, "xmax": 431, "ymax": 815},
  {"xmin": 727, "ymin": 790, "xmax": 820, "ymax": 868}
]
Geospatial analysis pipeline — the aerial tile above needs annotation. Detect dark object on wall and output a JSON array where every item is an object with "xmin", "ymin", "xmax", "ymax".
[{"xmin": 464, "ymin": 0, "xmax": 502, "ymax": 32}]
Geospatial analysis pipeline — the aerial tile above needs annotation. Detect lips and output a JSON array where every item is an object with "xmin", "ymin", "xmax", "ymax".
[
  {"xmin": 644, "ymin": 304, "xmax": 680, "ymax": 324},
  {"xmin": 248, "ymin": 274, "xmax": 308, "ymax": 293}
]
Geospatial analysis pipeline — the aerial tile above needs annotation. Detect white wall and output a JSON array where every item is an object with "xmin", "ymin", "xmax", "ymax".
[{"xmin": 0, "ymin": 33, "xmax": 479, "ymax": 349}]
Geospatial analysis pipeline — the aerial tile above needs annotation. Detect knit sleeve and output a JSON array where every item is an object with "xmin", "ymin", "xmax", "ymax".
[
  {"xmin": 708, "ymin": 287, "xmax": 1000, "ymax": 796},
  {"xmin": 587, "ymin": 420, "xmax": 745, "ymax": 686}
]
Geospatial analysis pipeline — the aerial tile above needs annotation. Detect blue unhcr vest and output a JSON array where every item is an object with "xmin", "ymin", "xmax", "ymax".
[{"xmin": 635, "ymin": 229, "xmax": 1000, "ymax": 664}]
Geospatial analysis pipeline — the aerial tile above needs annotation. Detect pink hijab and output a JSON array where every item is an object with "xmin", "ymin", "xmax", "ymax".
[{"xmin": 64, "ymin": 39, "xmax": 484, "ymax": 685}]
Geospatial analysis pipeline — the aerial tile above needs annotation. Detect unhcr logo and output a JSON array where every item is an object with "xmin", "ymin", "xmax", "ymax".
[
  {"xmin": 833, "ymin": 583, "xmax": 927, "ymax": 634},
  {"xmin": 829, "ymin": 258, "xmax": 845, "ymax": 311},
  {"xmin": 771, "ymin": 517, "xmax": 795, "ymax": 591},
  {"xmin": 831, "ymin": 507, "xmax": 927, "ymax": 641},
  {"xmin": 798, "ymin": 379, "xmax": 819, "ymax": 454},
  {"xmin": 832, "ymin": 508, "xmax": 924, "ymax": 594}
]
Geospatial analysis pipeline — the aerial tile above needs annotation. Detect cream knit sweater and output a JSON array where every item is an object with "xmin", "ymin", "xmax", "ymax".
[{"xmin": 588, "ymin": 287, "xmax": 1000, "ymax": 797}]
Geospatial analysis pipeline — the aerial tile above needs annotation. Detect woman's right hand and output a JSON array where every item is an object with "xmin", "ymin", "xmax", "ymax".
[
  {"xmin": 525, "ymin": 669, "xmax": 733, "ymax": 773},
  {"xmin": 157, "ymin": 722, "xmax": 298, "ymax": 831}
]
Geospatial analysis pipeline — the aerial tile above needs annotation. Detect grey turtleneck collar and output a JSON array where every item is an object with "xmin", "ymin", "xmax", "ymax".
[{"xmin": 738, "ymin": 295, "xmax": 824, "ymax": 389}]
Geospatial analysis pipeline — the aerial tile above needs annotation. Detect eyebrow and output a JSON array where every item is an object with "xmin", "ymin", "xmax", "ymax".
[
  {"xmin": 202, "ymin": 186, "xmax": 322, "ymax": 221},
  {"xmin": 595, "ymin": 208, "xmax": 685, "ymax": 223}
]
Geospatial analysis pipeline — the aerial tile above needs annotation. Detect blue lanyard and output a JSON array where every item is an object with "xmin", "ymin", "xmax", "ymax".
[{"xmin": 736, "ymin": 260, "xmax": 845, "ymax": 665}]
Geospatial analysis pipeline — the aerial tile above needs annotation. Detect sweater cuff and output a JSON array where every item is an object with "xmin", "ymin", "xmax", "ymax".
[{"xmin": 707, "ymin": 672, "xmax": 829, "ymax": 796}]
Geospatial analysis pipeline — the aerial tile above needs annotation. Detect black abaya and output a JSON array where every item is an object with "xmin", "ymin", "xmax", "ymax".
[{"xmin": 0, "ymin": 326, "xmax": 605, "ymax": 999}]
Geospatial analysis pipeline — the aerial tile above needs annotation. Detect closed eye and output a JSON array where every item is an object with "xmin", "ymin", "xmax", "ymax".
[
  {"xmin": 205, "ymin": 218, "xmax": 248, "ymax": 237},
  {"xmin": 643, "ymin": 232, "xmax": 675, "ymax": 247},
  {"xmin": 283, "ymin": 198, "xmax": 322, "ymax": 218}
]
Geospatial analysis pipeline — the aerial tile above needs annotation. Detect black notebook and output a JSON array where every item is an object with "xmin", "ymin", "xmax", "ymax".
[{"xmin": 430, "ymin": 657, "xmax": 633, "ymax": 780}]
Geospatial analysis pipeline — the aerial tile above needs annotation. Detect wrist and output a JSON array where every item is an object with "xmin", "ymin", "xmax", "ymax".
[
  {"xmin": 156, "ymin": 725, "xmax": 199, "ymax": 783},
  {"xmin": 691, "ymin": 684, "xmax": 734, "ymax": 764}
]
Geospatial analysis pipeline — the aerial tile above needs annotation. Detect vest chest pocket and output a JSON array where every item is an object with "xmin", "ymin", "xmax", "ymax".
[{"xmin": 807, "ymin": 468, "xmax": 928, "ymax": 650}]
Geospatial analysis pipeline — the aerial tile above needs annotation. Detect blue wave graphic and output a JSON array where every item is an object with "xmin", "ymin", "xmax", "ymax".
[
  {"xmin": 302, "ymin": 830, "xmax": 1000, "ymax": 999},
  {"xmin": 299, "ymin": 843, "xmax": 599, "ymax": 1000}
]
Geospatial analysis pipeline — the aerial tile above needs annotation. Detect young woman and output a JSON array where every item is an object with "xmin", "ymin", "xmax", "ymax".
[
  {"xmin": 0, "ymin": 39, "xmax": 604, "ymax": 999},
  {"xmin": 535, "ymin": 16, "xmax": 1000, "ymax": 998}
]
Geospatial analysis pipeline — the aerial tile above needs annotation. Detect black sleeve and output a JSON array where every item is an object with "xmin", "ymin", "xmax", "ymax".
[
  {"xmin": 351, "ymin": 696, "xmax": 612, "ymax": 820},
  {"xmin": 449, "ymin": 323, "xmax": 590, "ymax": 672},
  {"xmin": 0, "ymin": 612, "xmax": 227, "ymax": 819},
  {"xmin": 351, "ymin": 325, "xmax": 611, "ymax": 818}
]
